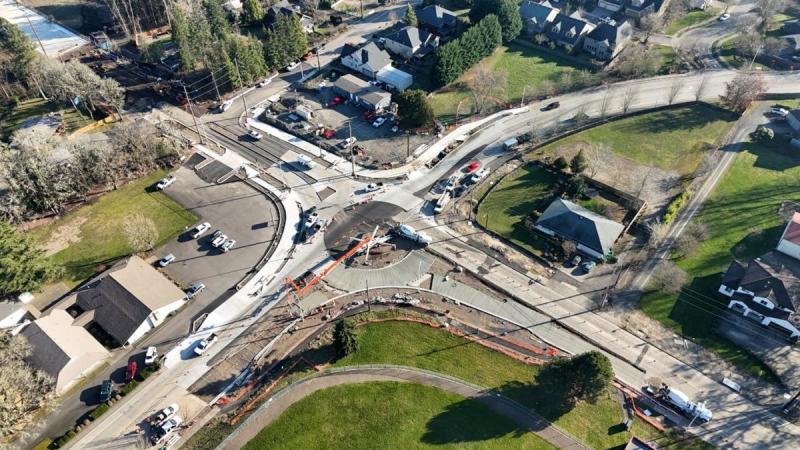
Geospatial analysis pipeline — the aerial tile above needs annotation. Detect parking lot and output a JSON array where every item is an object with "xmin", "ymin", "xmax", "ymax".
[
  {"xmin": 158, "ymin": 164, "xmax": 281, "ymax": 322},
  {"xmin": 267, "ymin": 82, "xmax": 434, "ymax": 168}
]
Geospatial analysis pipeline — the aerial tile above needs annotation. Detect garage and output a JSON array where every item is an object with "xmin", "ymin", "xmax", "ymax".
[{"xmin": 377, "ymin": 66, "xmax": 413, "ymax": 91}]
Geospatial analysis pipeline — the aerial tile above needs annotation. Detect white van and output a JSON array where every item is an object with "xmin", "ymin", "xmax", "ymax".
[{"xmin": 297, "ymin": 154, "xmax": 314, "ymax": 169}]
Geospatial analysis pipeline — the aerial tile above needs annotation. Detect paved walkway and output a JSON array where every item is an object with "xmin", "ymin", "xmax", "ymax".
[
  {"xmin": 326, "ymin": 251, "xmax": 434, "ymax": 291},
  {"xmin": 217, "ymin": 365, "xmax": 589, "ymax": 450}
]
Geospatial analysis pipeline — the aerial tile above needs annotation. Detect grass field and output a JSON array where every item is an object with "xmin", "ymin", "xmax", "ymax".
[
  {"xmin": 475, "ymin": 164, "xmax": 560, "ymax": 256},
  {"xmin": 429, "ymin": 42, "xmax": 594, "ymax": 120},
  {"xmin": 0, "ymin": 98, "xmax": 90, "ymax": 140},
  {"xmin": 665, "ymin": 8, "xmax": 721, "ymax": 35},
  {"xmin": 537, "ymin": 104, "xmax": 738, "ymax": 175},
  {"xmin": 244, "ymin": 382, "xmax": 557, "ymax": 450},
  {"xmin": 639, "ymin": 139, "xmax": 800, "ymax": 381},
  {"xmin": 334, "ymin": 321, "xmax": 655, "ymax": 449},
  {"xmin": 29, "ymin": 170, "xmax": 198, "ymax": 286}
]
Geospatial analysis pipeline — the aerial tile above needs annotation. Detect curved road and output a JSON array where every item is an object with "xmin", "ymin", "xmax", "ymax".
[{"xmin": 217, "ymin": 365, "xmax": 589, "ymax": 450}]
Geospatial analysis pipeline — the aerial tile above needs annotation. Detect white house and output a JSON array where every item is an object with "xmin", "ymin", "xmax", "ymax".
[
  {"xmin": 340, "ymin": 42, "xmax": 393, "ymax": 79},
  {"xmin": 71, "ymin": 255, "xmax": 187, "ymax": 346}
]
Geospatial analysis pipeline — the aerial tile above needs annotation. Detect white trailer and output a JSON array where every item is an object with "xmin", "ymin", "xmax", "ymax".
[{"xmin": 661, "ymin": 385, "xmax": 712, "ymax": 423}]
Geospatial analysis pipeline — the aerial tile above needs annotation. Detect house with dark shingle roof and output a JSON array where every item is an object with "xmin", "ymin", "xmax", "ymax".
[
  {"xmin": 340, "ymin": 42, "xmax": 393, "ymax": 79},
  {"xmin": 417, "ymin": 5, "xmax": 458, "ymax": 38},
  {"xmin": 333, "ymin": 74, "xmax": 392, "ymax": 110},
  {"xmin": 583, "ymin": 21, "xmax": 632, "ymax": 61},
  {"xmin": 21, "ymin": 309, "xmax": 110, "ymax": 394},
  {"xmin": 718, "ymin": 214, "xmax": 800, "ymax": 340},
  {"xmin": 534, "ymin": 198, "xmax": 624, "ymax": 259},
  {"xmin": 599, "ymin": 0, "xmax": 625, "ymax": 12},
  {"xmin": 519, "ymin": 1, "xmax": 560, "ymax": 35},
  {"xmin": 71, "ymin": 255, "xmax": 186, "ymax": 346},
  {"xmin": 266, "ymin": 0, "xmax": 314, "ymax": 33},
  {"xmin": 545, "ymin": 14, "xmax": 594, "ymax": 51},
  {"xmin": 383, "ymin": 26, "xmax": 439, "ymax": 60}
]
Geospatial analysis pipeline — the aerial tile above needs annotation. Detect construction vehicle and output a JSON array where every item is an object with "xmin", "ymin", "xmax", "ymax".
[
  {"xmin": 658, "ymin": 384, "xmax": 712, "ymax": 423},
  {"xmin": 434, "ymin": 191, "xmax": 451, "ymax": 215}
]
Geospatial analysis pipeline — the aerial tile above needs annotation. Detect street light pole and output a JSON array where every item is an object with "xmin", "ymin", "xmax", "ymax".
[{"xmin": 349, "ymin": 121, "xmax": 356, "ymax": 178}]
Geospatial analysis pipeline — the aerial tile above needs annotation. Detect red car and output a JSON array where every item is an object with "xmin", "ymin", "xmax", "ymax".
[
  {"xmin": 361, "ymin": 110, "xmax": 375, "ymax": 120},
  {"xmin": 125, "ymin": 361, "xmax": 137, "ymax": 382},
  {"xmin": 322, "ymin": 129, "xmax": 335, "ymax": 139},
  {"xmin": 329, "ymin": 96, "xmax": 344, "ymax": 107},
  {"xmin": 465, "ymin": 161, "xmax": 481, "ymax": 173}
]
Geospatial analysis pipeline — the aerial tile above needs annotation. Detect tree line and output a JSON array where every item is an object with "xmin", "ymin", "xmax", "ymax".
[
  {"xmin": 433, "ymin": 15, "xmax": 503, "ymax": 86},
  {"xmin": 0, "ymin": 119, "xmax": 178, "ymax": 224}
]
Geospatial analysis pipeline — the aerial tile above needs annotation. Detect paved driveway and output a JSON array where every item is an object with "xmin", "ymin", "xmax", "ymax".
[{"xmin": 160, "ymin": 166, "xmax": 280, "ymax": 322}]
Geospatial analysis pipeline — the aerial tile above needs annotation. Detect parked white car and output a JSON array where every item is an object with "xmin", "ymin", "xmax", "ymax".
[
  {"xmin": 185, "ymin": 282, "xmax": 205, "ymax": 299},
  {"xmin": 221, "ymin": 239, "xmax": 236, "ymax": 253},
  {"xmin": 191, "ymin": 222, "xmax": 211, "ymax": 239},
  {"xmin": 248, "ymin": 130, "xmax": 263, "ymax": 140},
  {"xmin": 219, "ymin": 100, "xmax": 233, "ymax": 112},
  {"xmin": 771, "ymin": 107, "xmax": 789, "ymax": 117},
  {"xmin": 145, "ymin": 346, "xmax": 158, "ymax": 365},
  {"xmin": 256, "ymin": 78, "xmax": 272, "ymax": 88},
  {"xmin": 372, "ymin": 117, "xmax": 387, "ymax": 128},
  {"xmin": 158, "ymin": 254, "xmax": 176, "ymax": 267},
  {"xmin": 296, "ymin": 154, "xmax": 314, "ymax": 169},
  {"xmin": 719, "ymin": 13, "xmax": 730, "ymax": 21},
  {"xmin": 338, "ymin": 137, "xmax": 357, "ymax": 149},
  {"xmin": 471, "ymin": 168, "xmax": 490, "ymax": 182},
  {"xmin": 156, "ymin": 175, "xmax": 176, "ymax": 190},
  {"xmin": 212, "ymin": 234, "xmax": 228, "ymax": 248},
  {"xmin": 152, "ymin": 404, "xmax": 179, "ymax": 423}
]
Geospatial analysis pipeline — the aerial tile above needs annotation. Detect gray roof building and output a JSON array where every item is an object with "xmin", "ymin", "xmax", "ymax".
[
  {"xmin": 383, "ymin": 25, "xmax": 439, "ymax": 59},
  {"xmin": 333, "ymin": 74, "xmax": 392, "ymax": 110},
  {"xmin": 583, "ymin": 21, "xmax": 633, "ymax": 61},
  {"xmin": 535, "ymin": 198, "xmax": 624, "ymax": 258},
  {"xmin": 417, "ymin": 5, "xmax": 458, "ymax": 37},
  {"xmin": 341, "ymin": 42, "xmax": 393, "ymax": 78},
  {"xmin": 546, "ymin": 13, "xmax": 593, "ymax": 49},
  {"xmin": 519, "ymin": 1, "xmax": 559, "ymax": 35},
  {"xmin": 74, "ymin": 255, "xmax": 186, "ymax": 346}
]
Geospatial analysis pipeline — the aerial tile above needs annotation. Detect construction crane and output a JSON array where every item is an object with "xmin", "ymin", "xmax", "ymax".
[
  {"xmin": 285, "ymin": 228, "xmax": 380, "ymax": 299},
  {"xmin": 353, "ymin": 226, "xmax": 392, "ymax": 265}
]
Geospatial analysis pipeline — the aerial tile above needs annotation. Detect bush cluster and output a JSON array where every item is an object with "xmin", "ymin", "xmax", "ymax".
[{"xmin": 664, "ymin": 191, "xmax": 690, "ymax": 224}]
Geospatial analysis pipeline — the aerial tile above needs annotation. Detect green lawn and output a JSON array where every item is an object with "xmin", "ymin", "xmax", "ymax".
[
  {"xmin": 244, "ymin": 382, "xmax": 557, "ymax": 450},
  {"xmin": 639, "ymin": 140, "xmax": 800, "ymax": 382},
  {"xmin": 0, "ymin": 98, "xmax": 90, "ymax": 140},
  {"xmin": 665, "ymin": 8, "xmax": 721, "ymax": 35},
  {"xmin": 475, "ymin": 164, "xmax": 560, "ymax": 256},
  {"xmin": 538, "ymin": 104, "xmax": 738, "ymax": 175},
  {"xmin": 334, "ymin": 321, "xmax": 657, "ymax": 449},
  {"xmin": 429, "ymin": 42, "xmax": 594, "ymax": 120},
  {"xmin": 29, "ymin": 170, "xmax": 198, "ymax": 286},
  {"xmin": 654, "ymin": 44, "xmax": 677, "ymax": 75}
]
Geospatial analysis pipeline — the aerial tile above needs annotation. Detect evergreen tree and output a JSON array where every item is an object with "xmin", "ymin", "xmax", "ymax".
[
  {"xmin": 171, "ymin": 6, "xmax": 195, "ymax": 71},
  {"xmin": 403, "ymin": 4, "xmax": 418, "ymax": 27},
  {"xmin": 0, "ymin": 17, "xmax": 37, "ymax": 82},
  {"xmin": 497, "ymin": 0, "xmax": 522, "ymax": 42},
  {"xmin": 0, "ymin": 221, "xmax": 62, "ymax": 297},
  {"xmin": 228, "ymin": 35, "xmax": 267, "ymax": 85},
  {"xmin": 204, "ymin": 0, "xmax": 232, "ymax": 39},
  {"xmin": 333, "ymin": 319, "xmax": 360, "ymax": 358},
  {"xmin": 538, "ymin": 351, "xmax": 614, "ymax": 406},
  {"xmin": 396, "ymin": 89, "xmax": 434, "ymax": 128},
  {"xmin": 570, "ymin": 150, "xmax": 587, "ymax": 174},
  {"xmin": 432, "ymin": 41, "xmax": 464, "ymax": 86},
  {"xmin": 242, "ymin": 0, "xmax": 265, "ymax": 25}
]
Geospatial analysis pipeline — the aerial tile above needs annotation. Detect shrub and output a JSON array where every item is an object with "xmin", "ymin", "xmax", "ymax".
[
  {"xmin": 663, "ymin": 191, "xmax": 690, "ymax": 224},
  {"xmin": 89, "ymin": 403, "xmax": 110, "ymax": 421},
  {"xmin": 122, "ymin": 380, "xmax": 139, "ymax": 394},
  {"xmin": 751, "ymin": 126, "xmax": 774, "ymax": 143},
  {"xmin": 553, "ymin": 156, "xmax": 568, "ymax": 170},
  {"xmin": 333, "ymin": 319, "xmax": 360, "ymax": 358},
  {"xmin": 565, "ymin": 176, "xmax": 587, "ymax": 198}
]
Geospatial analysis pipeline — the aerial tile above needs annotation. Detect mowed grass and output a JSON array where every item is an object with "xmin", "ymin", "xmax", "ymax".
[
  {"xmin": 538, "ymin": 104, "xmax": 738, "ymax": 175},
  {"xmin": 333, "ymin": 321, "xmax": 656, "ymax": 449},
  {"xmin": 244, "ymin": 382, "xmax": 557, "ymax": 450},
  {"xmin": 29, "ymin": 170, "xmax": 198, "ymax": 285},
  {"xmin": 0, "ymin": 98, "xmax": 90, "ymax": 139},
  {"xmin": 639, "ymin": 140, "xmax": 800, "ymax": 381},
  {"xmin": 475, "ymin": 164, "xmax": 560, "ymax": 255},
  {"xmin": 665, "ymin": 8, "xmax": 721, "ymax": 35},
  {"xmin": 429, "ymin": 43, "xmax": 592, "ymax": 120}
]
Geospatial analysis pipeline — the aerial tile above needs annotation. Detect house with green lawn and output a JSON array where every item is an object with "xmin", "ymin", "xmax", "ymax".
[{"xmin": 534, "ymin": 197, "xmax": 624, "ymax": 260}]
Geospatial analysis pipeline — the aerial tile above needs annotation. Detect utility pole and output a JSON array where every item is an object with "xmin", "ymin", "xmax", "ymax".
[
  {"xmin": 349, "ymin": 121, "xmax": 356, "ymax": 177},
  {"xmin": 233, "ymin": 58, "xmax": 249, "ymax": 112},
  {"xmin": 316, "ymin": 47, "xmax": 322, "ymax": 71},
  {"xmin": 600, "ymin": 265, "xmax": 625, "ymax": 309},
  {"xmin": 209, "ymin": 65, "xmax": 221, "ymax": 100},
  {"xmin": 406, "ymin": 133, "xmax": 410, "ymax": 158},
  {"xmin": 749, "ymin": 45, "xmax": 762, "ymax": 71},
  {"xmin": 26, "ymin": 16, "xmax": 47, "ymax": 57},
  {"xmin": 182, "ymin": 83, "xmax": 205, "ymax": 144},
  {"xmin": 366, "ymin": 280, "xmax": 371, "ymax": 312},
  {"xmin": 360, "ymin": 0, "xmax": 364, "ymax": 19}
]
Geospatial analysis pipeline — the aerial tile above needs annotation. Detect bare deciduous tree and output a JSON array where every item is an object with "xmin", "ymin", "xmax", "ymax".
[
  {"xmin": 720, "ymin": 72, "xmax": 766, "ymax": 112},
  {"xmin": 694, "ymin": 74, "xmax": 708, "ymax": 102},
  {"xmin": 123, "ymin": 214, "xmax": 159, "ymax": 253},
  {"xmin": 0, "ymin": 333, "xmax": 55, "ymax": 439},
  {"xmin": 598, "ymin": 86, "xmax": 612, "ymax": 119},
  {"xmin": 467, "ymin": 63, "xmax": 508, "ymax": 115},
  {"xmin": 667, "ymin": 78, "xmax": 685, "ymax": 105},
  {"xmin": 650, "ymin": 260, "xmax": 688, "ymax": 293},
  {"xmin": 621, "ymin": 86, "xmax": 638, "ymax": 114},
  {"xmin": 676, "ymin": 221, "xmax": 709, "ymax": 255},
  {"xmin": 646, "ymin": 219, "xmax": 670, "ymax": 250},
  {"xmin": 755, "ymin": 0, "xmax": 789, "ymax": 32},
  {"xmin": 639, "ymin": 12, "xmax": 663, "ymax": 44}
]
